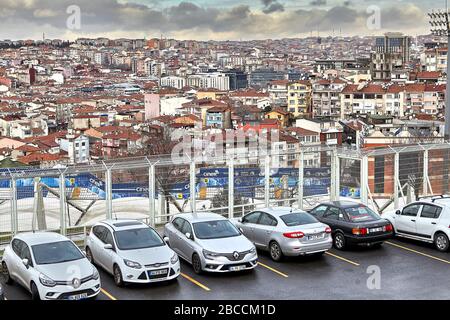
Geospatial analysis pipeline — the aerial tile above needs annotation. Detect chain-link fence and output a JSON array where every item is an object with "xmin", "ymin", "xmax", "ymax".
[{"xmin": 0, "ymin": 143, "xmax": 449, "ymax": 248}]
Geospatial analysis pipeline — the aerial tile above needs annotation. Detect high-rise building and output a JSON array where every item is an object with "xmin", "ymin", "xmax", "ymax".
[{"xmin": 371, "ymin": 32, "xmax": 411, "ymax": 81}]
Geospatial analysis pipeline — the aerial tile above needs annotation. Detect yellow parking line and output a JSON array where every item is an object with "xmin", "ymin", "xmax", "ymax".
[
  {"xmin": 325, "ymin": 252, "xmax": 360, "ymax": 267},
  {"xmin": 100, "ymin": 288, "xmax": 118, "ymax": 300},
  {"xmin": 386, "ymin": 241, "xmax": 450, "ymax": 265},
  {"xmin": 257, "ymin": 262, "xmax": 289, "ymax": 278},
  {"xmin": 180, "ymin": 273, "xmax": 211, "ymax": 292}
]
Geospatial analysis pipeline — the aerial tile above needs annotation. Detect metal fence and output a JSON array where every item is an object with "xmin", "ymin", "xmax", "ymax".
[{"xmin": 0, "ymin": 143, "xmax": 449, "ymax": 247}]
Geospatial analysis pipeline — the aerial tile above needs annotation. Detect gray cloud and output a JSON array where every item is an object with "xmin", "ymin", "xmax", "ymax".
[
  {"xmin": 261, "ymin": 0, "xmax": 285, "ymax": 14},
  {"xmin": 0, "ymin": 0, "xmax": 429, "ymax": 40},
  {"xmin": 310, "ymin": 0, "xmax": 327, "ymax": 6}
]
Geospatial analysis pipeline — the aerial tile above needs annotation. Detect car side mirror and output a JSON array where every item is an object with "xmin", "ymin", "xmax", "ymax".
[
  {"xmin": 22, "ymin": 258, "xmax": 29, "ymax": 269},
  {"xmin": 104, "ymin": 244, "xmax": 114, "ymax": 250},
  {"xmin": 185, "ymin": 233, "xmax": 193, "ymax": 240},
  {"xmin": 163, "ymin": 237, "xmax": 170, "ymax": 244},
  {"xmin": 238, "ymin": 218, "xmax": 243, "ymax": 223},
  {"xmin": 338, "ymin": 213, "xmax": 344, "ymax": 220},
  {"xmin": 395, "ymin": 210, "xmax": 401, "ymax": 215}
]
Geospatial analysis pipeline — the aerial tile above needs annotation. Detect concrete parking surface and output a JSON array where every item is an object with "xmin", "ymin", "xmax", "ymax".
[{"xmin": 2, "ymin": 237, "xmax": 450, "ymax": 300}]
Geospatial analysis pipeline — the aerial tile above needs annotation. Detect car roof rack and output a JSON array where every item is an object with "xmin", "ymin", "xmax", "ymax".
[{"xmin": 418, "ymin": 195, "xmax": 450, "ymax": 203}]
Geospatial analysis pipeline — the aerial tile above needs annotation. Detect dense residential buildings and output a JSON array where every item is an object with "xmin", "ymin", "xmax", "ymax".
[{"xmin": 0, "ymin": 33, "xmax": 447, "ymax": 168}]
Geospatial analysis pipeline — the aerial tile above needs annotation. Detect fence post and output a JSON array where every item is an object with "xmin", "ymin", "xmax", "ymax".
[
  {"xmin": 298, "ymin": 151, "xmax": 304, "ymax": 210},
  {"xmin": 148, "ymin": 163, "xmax": 156, "ymax": 227},
  {"xmin": 394, "ymin": 152, "xmax": 400, "ymax": 209},
  {"xmin": 423, "ymin": 149, "xmax": 429, "ymax": 196},
  {"xmin": 190, "ymin": 160, "xmax": 196, "ymax": 213},
  {"xmin": 360, "ymin": 156, "xmax": 368, "ymax": 205},
  {"xmin": 264, "ymin": 155, "xmax": 270, "ymax": 207},
  {"xmin": 228, "ymin": 158, "xmax": 234, "ymax": 218},
  {"xmin": 10, "ymin": 177, "xmax": 18, "ymax": 235},
  {"xmin": 59, "ymin": 172, "xmax": 67, "ymax": 235},
  {"xmin": 105, "ymin": 167, "xmax": 113, "ymax": 220},
  {"xmin": 330, "ymin": 150, "xmax": 340, "ymax": 201}
]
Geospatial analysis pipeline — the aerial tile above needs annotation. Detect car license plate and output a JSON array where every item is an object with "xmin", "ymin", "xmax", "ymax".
[
  {"xmin": 308, "ymin": 234, "xmax": 323, "ymax": 241},
  {"xmin": 230, "ymin": 265, "xmax": 246, "ymax": 271},
  {"xmin": 69, "ymin": 293, "xmax": 88, "ymax": 300},
  {"xmin": 150, "ymin": 269, "xmax": 168, "ymax": 276},
  {"xmin": 370, "ymin": 227, "xmax": 383, "ymax": 233}
]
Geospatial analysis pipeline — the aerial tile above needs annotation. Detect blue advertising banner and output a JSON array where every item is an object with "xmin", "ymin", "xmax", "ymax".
[{"xmin": 0, "ymin": 167, "xmax": 332, "ymax": 200}]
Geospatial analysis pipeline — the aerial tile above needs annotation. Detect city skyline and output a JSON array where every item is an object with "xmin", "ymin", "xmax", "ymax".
[{"xmin": 0, "ymin": 0, "xmax": 447, "ymax": 41}]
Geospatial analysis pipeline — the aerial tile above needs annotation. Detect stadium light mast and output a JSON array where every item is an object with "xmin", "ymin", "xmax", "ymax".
[{"xmin": 428, "ymin": 3, "xmax": 450, "ymax": 139}]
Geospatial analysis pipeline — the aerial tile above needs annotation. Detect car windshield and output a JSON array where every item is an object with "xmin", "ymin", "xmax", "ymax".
[
  {"xmin": 193, "ymin": 220, "xmax": 241, "ymax": 240},
  {"xmin": 32, "ymin": 241, "xmax": 84, "ymax": 265},
  {"xmin": 280, "ymin": 212, "xmax": 318, "ymax": 226},
  {"xmin": 344, "ymin": 206, "xmax": 380, "ymax": 222},
  {"xmin": 115, "ymin": 228, "xmax": 164, "ymax": 250}
]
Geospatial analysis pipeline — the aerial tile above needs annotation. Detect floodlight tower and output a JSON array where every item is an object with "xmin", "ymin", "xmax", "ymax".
[{"xmin": 429, "ymin": 4, "xmax": 450, "ymax": 139}]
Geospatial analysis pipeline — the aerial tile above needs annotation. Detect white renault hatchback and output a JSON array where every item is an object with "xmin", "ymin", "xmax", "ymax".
[
  {"xmin": 383, "ymin": 196, "xmax": 450, "ymax": 252},
  {"xmin": 85, "ymin": 220, "xmax": 180, "ymax": 287},
  {"xmin": 1, "ymin": 232, "xmax": 101, "ymax": 300}
]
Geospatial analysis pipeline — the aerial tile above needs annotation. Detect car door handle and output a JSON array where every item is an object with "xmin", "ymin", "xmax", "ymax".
[
  {"xmin": 265, "ymin": 231, "xmax": 271, "ymax": 234},
  {"xmin": 411, "ymin": 219, "xmax": 416, "ymax": 222},
  {"xmin": 431, "ymin": 222, "xmax": 437, "ymax": 225}
]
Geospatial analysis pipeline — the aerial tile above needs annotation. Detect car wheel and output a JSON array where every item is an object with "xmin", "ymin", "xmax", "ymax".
[
  {"xmin": 85, "ymin": 247, "xmax": 95, "ymax": 264},
  {"xmin": 30, "ymin": 282, "xmax": 40, "ymax": 301},
  {"xmin": 2, "ymin": 262, "xmax": 12, "ymax": 285},
  {"xmin": 269, "ymin": 241, "xmax": 284, "ymax": 262},
  {"xmin": 113, "ymin": 265, "xmax": 124, "ymax": 287},
  {"xmin": 333, "ymin": 232, "xmax": 346, "ymax": 250},
  {"xmin": 192, "ymin": 253, "xmax": 203, "ymax": 275},
  {"xmin": 434, "ymin": 233, "xmax": 450, "ymax": 252}
]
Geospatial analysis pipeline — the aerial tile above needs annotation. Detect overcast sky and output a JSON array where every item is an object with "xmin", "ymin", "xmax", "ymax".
[{"xmin": 0, "ymin": 0, "xmax": 446, "ymax": 41}]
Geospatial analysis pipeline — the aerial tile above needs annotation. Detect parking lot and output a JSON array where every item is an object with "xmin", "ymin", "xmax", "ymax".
[{"xmin": 2, "ymin": 235, "xmax": 450, "ymax": 300}]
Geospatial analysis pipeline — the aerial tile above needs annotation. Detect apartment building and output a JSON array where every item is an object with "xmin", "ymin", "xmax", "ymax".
[
  {"xmin": 187, "ymin": 73, "xmax": 230, "ymax": 91},
  {"xmin": 287, "ymin": 80, "xmax": 312, "ymax": 117},
  {"xmin": 371, "ymin": 33, "xmax": 411, "ymax": 81},
  {"xmin": 421, "ymin": 47, "xmax": 447, "ymax": 73},
  {"xmin": 312, "ymin": 79, "xmax": 346, "ymax": 119},
  {"xmin": 268, "ymin": 80, "xmax": 289, "ymax": 106},
  {"xmin": 341, "ymin": 83, "xmax": 386, "ymax": 116},
  {"xmin": 160, "ymin": 76, "xmax": 186, "ymax": 89}
]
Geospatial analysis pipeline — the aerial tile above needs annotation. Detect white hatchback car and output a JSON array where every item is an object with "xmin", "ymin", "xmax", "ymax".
[
  {"xmin": 85, "ymin": 220, "xmax": 180, "ymax": 286},
  {"xmin": 1, "ymin": 232, "xmax": 100, "ymax": 300},
  {"xmin": 383, "ymin": 196, "xmax": 450, "ymax": 252}
]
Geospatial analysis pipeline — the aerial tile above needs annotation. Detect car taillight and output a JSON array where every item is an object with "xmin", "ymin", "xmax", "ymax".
[
  {"xmin": 283, "ymin": 232, "xmax": 305, "ymax": 239},
  {"xmin": 384, "ymin": 224, "xmax": 393, "ymax": 232},
  {"xmin": 325, "ymin": 227, "xmax": 332, "ymax": 234},
  {"xmin": 352, "ymin": 228, "xmax": 368, "ymax": 235}
]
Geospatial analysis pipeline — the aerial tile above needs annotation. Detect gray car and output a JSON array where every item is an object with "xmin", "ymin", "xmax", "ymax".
[
  {"xmin": 233, "ymin": 207, "xmax": 333, "ymax": 261},
  {"xmin": 163, "ymin": 212, "xmax": 258, "ymax": 274}
]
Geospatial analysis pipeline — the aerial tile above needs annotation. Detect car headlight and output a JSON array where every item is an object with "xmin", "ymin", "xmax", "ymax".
[
  {"xmin": 123, "ymin": 259, "xmax": 142, "ymax": 269},
  {"xmin": 250, "ymin": 247, "xmax": 257, "ymax": 254},
  {"xmin": 39, "ymin": 273, "xmax": 56, "ymax": 287},
  {"xmin": 203, "ymin": 250, "xmax": 223, "ymax": 260},
  {"xmin": 92, "ymin": 267, "xmax": 100, "ymax": 280},
  {"xmin": 170, "ymin": 253, "xmax": 179, "ymax": 264}
]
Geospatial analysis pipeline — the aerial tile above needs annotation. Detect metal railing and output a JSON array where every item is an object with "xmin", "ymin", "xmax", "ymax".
[{"xmin": 0, "ymin": 142, "xmax": 448, "ymax": 248}]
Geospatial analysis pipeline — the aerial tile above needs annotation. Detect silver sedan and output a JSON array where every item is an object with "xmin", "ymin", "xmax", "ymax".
[
  {"xmin": 163, "ymin": 212, "xmax": 258, "ymax": 274},
  {"xmin": 233, "ymin": 207, "xmax": 333, "ymax": 261}
]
